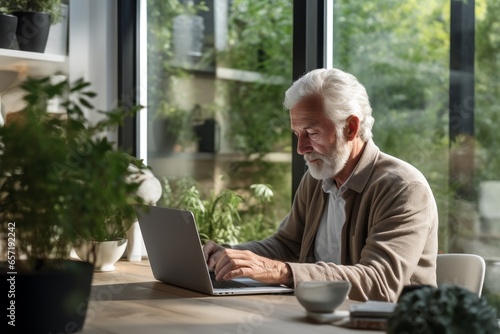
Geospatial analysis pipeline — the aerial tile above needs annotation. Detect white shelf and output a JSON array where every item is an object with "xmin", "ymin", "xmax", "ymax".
[{"xmin": 0, "ymin": 48, "xmax": 67, "ymax": 77}]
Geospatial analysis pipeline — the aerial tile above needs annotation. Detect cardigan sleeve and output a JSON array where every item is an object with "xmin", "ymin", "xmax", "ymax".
[{"xmin": 232, "ymin": 171, "xmax": 325, "ymax": 262}]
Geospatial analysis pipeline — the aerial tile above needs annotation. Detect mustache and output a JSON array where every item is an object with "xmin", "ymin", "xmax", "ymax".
[{"xmin": 304, "ymin": 153, "xmax": 325, "ymax": 162}]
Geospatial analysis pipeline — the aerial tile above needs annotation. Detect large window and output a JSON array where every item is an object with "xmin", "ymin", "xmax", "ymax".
[
  {"xmin": 143, "ymin": 0, "xmax": 293, "ymax": 243},
  {"xmin": 128, "ymin": 0, "xmax": 499, "ymax": 313},
  {"xmin": 329, "ymin": 0, "xmax": 499, "ymax": 311}
]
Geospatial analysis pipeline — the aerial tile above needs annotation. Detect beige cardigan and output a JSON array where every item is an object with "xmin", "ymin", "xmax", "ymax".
[{"xmin": 234, "ymin": 140, "xmax": 438, "ymax": 302}]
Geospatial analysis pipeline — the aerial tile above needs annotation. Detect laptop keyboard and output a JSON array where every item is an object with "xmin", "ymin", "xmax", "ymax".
[{"xmin": 210, "ymin": 272, "xmax": 253, "ymax": 289}]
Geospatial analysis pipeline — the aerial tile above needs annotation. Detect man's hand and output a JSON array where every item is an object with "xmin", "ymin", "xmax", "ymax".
[
  {"xmin": 203, "ymin": 240, "xmax": 226, "ymax": 267},
  {"xmin": 202, "ymin": 240, "xmax": 292, "ymax": 286}
]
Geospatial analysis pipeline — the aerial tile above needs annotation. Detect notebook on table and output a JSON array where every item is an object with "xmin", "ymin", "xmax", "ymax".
[{"xmin": 135, "ymin": 205, "xmax": 294, "ymax": 296}]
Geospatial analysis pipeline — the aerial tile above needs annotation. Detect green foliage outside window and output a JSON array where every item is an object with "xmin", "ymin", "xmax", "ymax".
[
  {"xmin": 218, "ymin": 0, "xmax": 293, "ymax": 155},
  {"xmin": 147, "ymin": 0, "xmax": 209, "ymax": 147},
  {"xmin": 159, "ymin": 176, "xmax": 277, "ymax": 245},
  {"xmin": 333, "ymin": 0, "xmax": 500, "ymax": 314}
]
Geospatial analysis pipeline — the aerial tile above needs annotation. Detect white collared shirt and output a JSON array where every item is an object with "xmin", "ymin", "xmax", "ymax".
[{"xmin": 314, "ymin": 178, "xmax": 347, "ymax": 264}]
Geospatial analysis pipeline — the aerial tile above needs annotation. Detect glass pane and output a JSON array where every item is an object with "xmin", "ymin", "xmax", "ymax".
[
  {"xmin": 332, "ymin": 0, "xmax": 450, "ymax": 247},
  {"xmin": 145, "ymin": 0, "xmax": 293, "ymax": 244},
  {"xmin": 475, "ymin": 0, "xmax": 500, "ymax": 314},
  {"xmin": 331, "ymin": 0, "xmax": 499, "ymax": 314}
]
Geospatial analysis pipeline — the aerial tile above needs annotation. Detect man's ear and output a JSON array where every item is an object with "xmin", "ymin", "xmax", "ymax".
[{"xmin": 345, "ymin": 116, "xmax": 360, "ymax": 140}]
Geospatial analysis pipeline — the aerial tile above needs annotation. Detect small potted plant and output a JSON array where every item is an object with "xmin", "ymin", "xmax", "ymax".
[
  {"xmin": 0, "ymin": 76, "xmax": 148, "ymax": 333},
  {"xmin": 74, "ymin": 164, "xmax": 162, "ymax": 271},
  {"xmin": 152, "ymin": 100, "xmax": 195, "ymax": 154},
  {"xmin": 72, "ymin": 168, "xmax": 146, "ymax": 272},
  {"xmin": 0, "ymin": 5, "xmax": 18, "ymax": 49},
  {"xmin": 192, "ymin": 103, "xmax": 220, "ymax": 153},
  {"xmin": 6, "ymin": 0, "xmax": 64, "ymax": 52}
]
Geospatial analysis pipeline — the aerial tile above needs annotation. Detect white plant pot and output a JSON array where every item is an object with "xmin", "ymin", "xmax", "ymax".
[{"xmin": 74, "ymin": 239, "xmax": 128, "ymax": 272}]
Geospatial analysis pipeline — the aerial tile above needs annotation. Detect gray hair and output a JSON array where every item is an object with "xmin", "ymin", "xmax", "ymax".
[{"xmin": 283, "ymin": 68, "xmax": 375, "ymax": 142}]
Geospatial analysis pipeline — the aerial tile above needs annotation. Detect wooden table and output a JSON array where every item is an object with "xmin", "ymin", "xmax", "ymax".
[{"xmin": 82, "ymin": 260, "xmax": 375, "ymax": 334}]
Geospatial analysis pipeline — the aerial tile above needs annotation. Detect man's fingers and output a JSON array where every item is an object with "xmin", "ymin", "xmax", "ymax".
[
  {"xmin": 202, "ymin": 241, "xmax": 224, "ymax": 268},
  {"xmin": 202, "ymin": 241, "xmax": 214, "ymax": 261},
  {"xmin": 213, "ymin": 250, "xmax": 262, "ymax": 280},
  {"xmin": 207, "ymin": 252, "xmax": 222, "ymax": 269}
]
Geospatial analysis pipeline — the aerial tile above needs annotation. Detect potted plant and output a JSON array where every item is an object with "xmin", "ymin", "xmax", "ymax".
[
  {"xmin": 153, "ymin": 100, "xmax": 195, "ymax": 154},
  {"xmin": 0, "ymin": 5, "xmax": 18, "ymax": 49},
  {"xmin": 387, "ymin": 285, "xmax": 499, "ymax": 334},
  {"xmin": 73, "ymin": 164, "xmax": 162, "ymax": 271},
  {"xmin": 6, "ymin": 0, "xmax": 63, "ymax": 52},
  {"xmin": 192, "ymin": 103, "xmax": 220, "ymax": 153},
  {"xmin": 72, "ymin": 182, "xmax": 137, "ymax": 272},
  {"xmin": 0, "ymin": 76, "xmax": 148, "ymax": 333}
]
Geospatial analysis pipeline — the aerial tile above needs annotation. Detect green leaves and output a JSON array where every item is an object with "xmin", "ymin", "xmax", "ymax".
[
  {"xmin": 0, "ymin": 76, "xmax": 148, "ymax": 265},
  {"xmin": 387, "ymin": 285, "xmax": 500, "ymax": 334},
  {"xmin": 159, "ymin": 177, "xmax": 275, "ymax": 245},
  {"xmin": 6, "ymin": 0, "xmax": 63, "ymax": 24},
  {"xmin": 250, "ymin": 184, "xmax": 274, "ymax": 204}
]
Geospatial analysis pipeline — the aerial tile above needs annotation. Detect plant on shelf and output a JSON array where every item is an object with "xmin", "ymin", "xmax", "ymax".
[
  {"xmin": 191, "ymin": 103, "xmax": 219, "ymax": 153},
  {"xmin": 153, "ymin": 99, "xmax": 197, "ymax": 153},
  {"xmin": 6, "ymin": 0, "xmax": 63, "ymax": 23},
  {"xmin": 0, "ymin": 76, "xmax": 148, "ymax": 333},
  {"xmin": 0, "ymin": 7, "xmax": 18, "ymax": 50},
  {"xmin": 5, "ymin": 0, "xmax": 65, "ymax": 52}
]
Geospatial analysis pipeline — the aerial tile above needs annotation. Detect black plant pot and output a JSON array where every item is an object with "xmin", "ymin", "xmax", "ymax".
[
  {"xmin": 0, "ymin": 14, "xmax": 18, "ymax": 49},
  {"xmin": 13, "ymin": 11, "xmax": 51, "ymax": 53},
  {"xmin": 1, "ymin": 259, "xmax": 94, "ymax": 334},
  {"xmin": 194, "ymin": 118, "xmax": 220, "ymax": 153}
]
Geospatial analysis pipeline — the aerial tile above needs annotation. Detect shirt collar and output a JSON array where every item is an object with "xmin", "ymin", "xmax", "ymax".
[
  {"xmin": 322, "ymin": 176, "xmax": 349, "ymax": 196},
  {"xmin": 343, "ymin": 139, "xmax": 379, "ymax": 194}
]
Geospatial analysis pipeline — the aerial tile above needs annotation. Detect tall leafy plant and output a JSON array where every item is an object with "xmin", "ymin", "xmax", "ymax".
[{"xmin": 0, "ymin": 76, "xmax": 147, "ymax": 268}]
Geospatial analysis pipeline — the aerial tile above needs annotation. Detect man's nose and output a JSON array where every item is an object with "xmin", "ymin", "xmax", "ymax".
[{"xmin": 296, "ymin": 135, "xmax": 312, "ymax": 155}]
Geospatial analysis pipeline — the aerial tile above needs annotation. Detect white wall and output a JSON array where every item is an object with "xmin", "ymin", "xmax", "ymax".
[{"xmin": 69, "ymin": 0, "xmax": 118, "ymax": 143}]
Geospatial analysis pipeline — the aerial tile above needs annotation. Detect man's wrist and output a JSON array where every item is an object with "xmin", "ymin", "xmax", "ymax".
[{"xmin": 279, "ymin": 262, "xmax": 294, "ymax": 287}]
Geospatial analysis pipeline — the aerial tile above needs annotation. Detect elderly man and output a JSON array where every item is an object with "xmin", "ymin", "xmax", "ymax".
[{"xmin": 203, "ymin": 68, "xmax": 438, "ymax": 302}]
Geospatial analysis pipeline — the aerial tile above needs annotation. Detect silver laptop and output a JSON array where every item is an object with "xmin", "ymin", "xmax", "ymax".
[{"xmin": 135, "ymin": 205, "xmax": 294, "ymax": 296}]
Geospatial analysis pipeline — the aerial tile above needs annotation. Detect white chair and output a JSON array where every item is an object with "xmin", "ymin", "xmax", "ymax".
[{"xmin": 436, "ymin": 253, "xmax": 486, "ymax": 296}]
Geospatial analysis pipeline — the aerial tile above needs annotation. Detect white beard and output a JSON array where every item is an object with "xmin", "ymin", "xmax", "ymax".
[{"xmin": 304, "ymin": 136, "xmax": 351, "ymax": 180}]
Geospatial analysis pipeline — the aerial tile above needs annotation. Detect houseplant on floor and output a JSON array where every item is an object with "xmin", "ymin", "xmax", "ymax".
[{"xmin": 0, "ymin": 76, "xmax": 148, "ymax": 333}]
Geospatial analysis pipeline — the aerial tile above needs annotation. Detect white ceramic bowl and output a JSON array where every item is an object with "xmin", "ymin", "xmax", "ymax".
[
  {"xmin": 74, "ymin": 239, "xmax": 128, "ymax": 272},
  {"xmin": 295, "ymin": 281, "xmax": 351, "ymax": 314}
]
